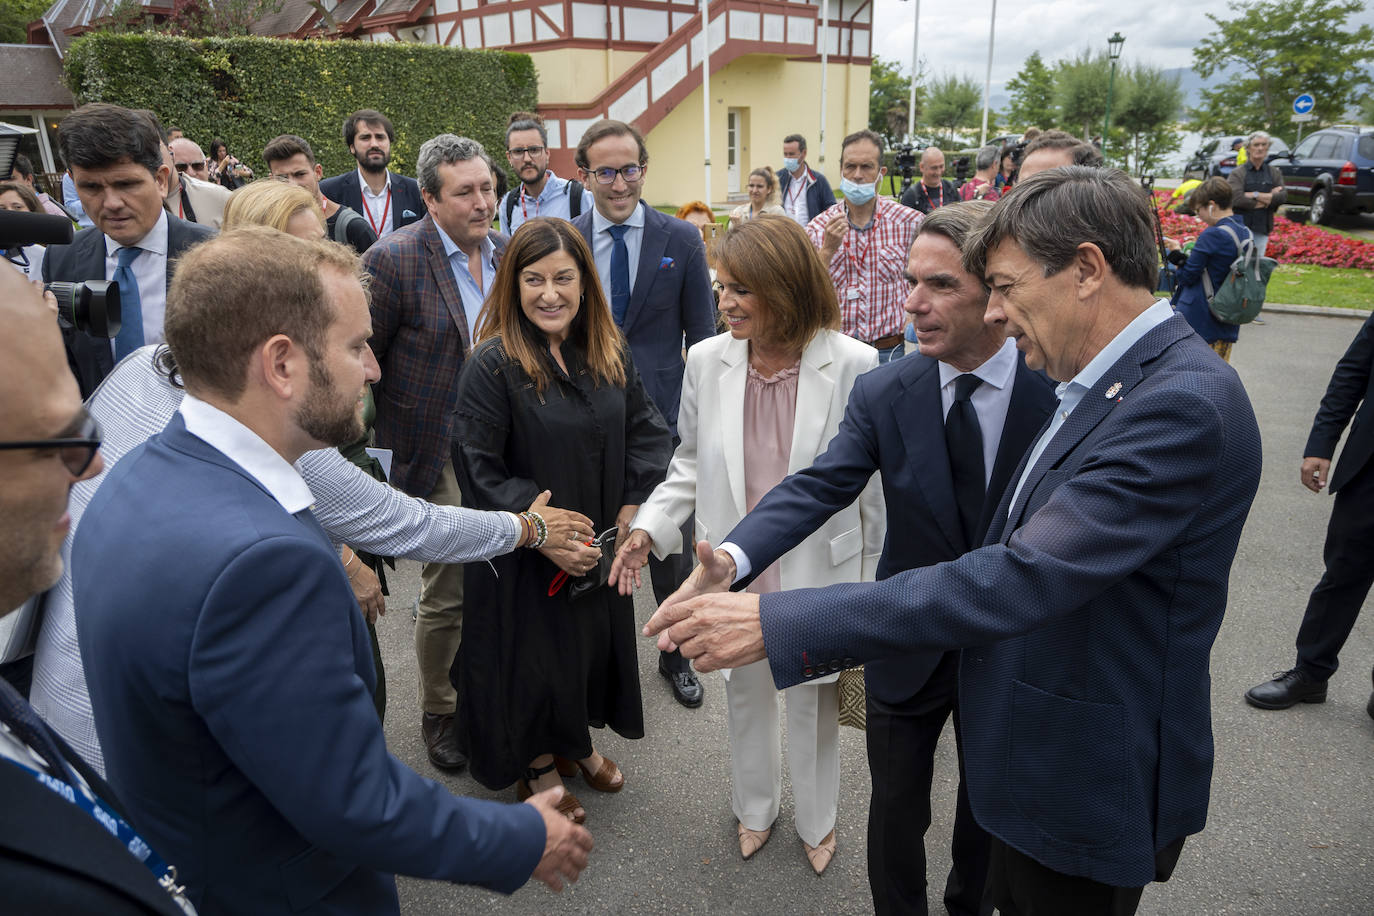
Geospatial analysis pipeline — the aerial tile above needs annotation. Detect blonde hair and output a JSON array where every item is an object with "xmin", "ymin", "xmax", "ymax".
[{"xmin": 223, "ymin": 180, "xmax": 322, "ymax": 235}]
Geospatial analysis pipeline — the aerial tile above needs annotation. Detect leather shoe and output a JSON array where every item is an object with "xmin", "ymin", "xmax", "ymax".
[
  {"xmin": 1366, "ymin": 668, "xmax": 1374, "ymax": 722},
  {"xmin": 421, "ymin": 712, "xmax": 467, "ymax": 770},
  {"xmin": 659, "ymin": 655, "xmax": 703, "ymax": 708},
  {"xmin": 1245, "ymin": 668, "xmax": 1327, "ymax": 709}
]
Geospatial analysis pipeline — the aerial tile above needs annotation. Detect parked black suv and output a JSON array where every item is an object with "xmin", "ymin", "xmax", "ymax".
[
  {"xmin": 1184, "ymin": 135, "xmax": 1290, "ymax": 180},
  {"xmin": 1271, "ymin": 126, "xmax": 1374, "ymax": 224}
]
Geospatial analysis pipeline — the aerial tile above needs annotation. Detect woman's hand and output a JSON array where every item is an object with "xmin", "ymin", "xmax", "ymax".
[
  {"xmin": 1163, "ymin": 236, "xmax": 1181, "ymax": 252},
  {"xmin": 614, "ymin": 504, "xmax": 638, "ymax": 551},
  {"xmin": 609, "ymin": 529, "xmax": 654, "ymax": 596},
  {"xmin": 525, "ymin": 490, "xmax": 593, "ymax": 547},
  {"xmin": 539, "ymin": 540, "xmax": 601, "ymax": 577}
]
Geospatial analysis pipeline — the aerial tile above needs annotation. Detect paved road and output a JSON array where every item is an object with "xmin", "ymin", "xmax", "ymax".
[{"xmin": 375, "ymin": 310, "xmax": 1374, "ymax": 915}]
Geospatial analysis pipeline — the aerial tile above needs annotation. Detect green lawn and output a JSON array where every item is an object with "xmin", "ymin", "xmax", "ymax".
[{"xmin": 1264, "ymin": 263, "xmax": 1374, "ymax": 310}]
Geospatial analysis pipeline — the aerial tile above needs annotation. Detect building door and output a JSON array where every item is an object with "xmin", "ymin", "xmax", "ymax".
[{"xmin": 727, "ymin": 109, "xmax": 741, "ymax": 194}]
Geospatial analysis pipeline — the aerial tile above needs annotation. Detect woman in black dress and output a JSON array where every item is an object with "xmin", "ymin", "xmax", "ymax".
[{"xmin": 450, "ymin": 217, "xmax": 672, "ymax": 824}]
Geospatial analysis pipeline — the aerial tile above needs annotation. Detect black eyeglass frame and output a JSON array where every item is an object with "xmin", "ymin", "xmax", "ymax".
[
  {"xmin": 584, "ymin": 165, "xmax": 646, "ymax": 185},
  {"xmin": 0, "ymin": 412, "xmax": 103, "ymax": 476},
  {"xmin": 507, "ymin": 145, "xmax": 547, "ymax": 159}
]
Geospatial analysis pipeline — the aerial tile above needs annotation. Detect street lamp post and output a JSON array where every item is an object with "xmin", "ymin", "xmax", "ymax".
[{"xmin": 1102, "ymin": 32, "xmax": 1125, "ymax": 161}]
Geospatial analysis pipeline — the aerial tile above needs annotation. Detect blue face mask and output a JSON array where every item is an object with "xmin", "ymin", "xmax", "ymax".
[
  {"xmin": 782, "ymin": 157, "xmax": 800, "ymax": 173},
  {"xmin": 839, "ymin": 176, "xmax": 877, "ymax": 206}
]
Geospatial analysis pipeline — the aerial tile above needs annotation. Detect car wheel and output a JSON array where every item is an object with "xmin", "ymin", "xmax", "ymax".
[{"xmin": 1310, "ymin": 186, "xmax": 1331, "ymax": 224}]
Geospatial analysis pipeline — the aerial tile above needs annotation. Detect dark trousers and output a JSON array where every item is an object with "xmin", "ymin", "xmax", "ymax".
[
  {"xmin": 984, "ymin": 835, "xmax": 1184, "ymax": 916},
  {"xmin": 1296, "ymin": 464, "xmax": 1374, "ymax": 680},
  {"xmin": 650, "ymin": 513, "xmax": 695, "ymax": 675},
  {"xmin": 866, "ymin": 651, "xmax": 990, "ymax": 916}
]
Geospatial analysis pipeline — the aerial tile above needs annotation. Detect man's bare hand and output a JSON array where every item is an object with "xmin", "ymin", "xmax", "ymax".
[
  {"xmin": 526, "ymin": 490, "xmax": 594, "ymax": 547},
  {"xmin": 820, "ymin": 217, "xmax": 848, "ymax": 264},
  {"xmin": 346, "ymin": 552, "xmax": 385, "ymax": 624},
  {"xmin": 609, "ymin": 529, "xmax": 653, "ymax": 596},
  {"xmin": 1301, "ymin": 456, "xmax": 1331, "ymax": 493},
  {"xmin": 641, "ymin": 541, "xmax": 737, "ymax": 648},
  {"xmin": 643, "ymin": 590, "xmax": 765, "ymax": 672},
  {"xmin": 525, "ymin": 787, "xmax": 593, "ymax": 891},
  {"xmin": 614, "ymin": 503, "xmax": 638, "ymax": 552}
]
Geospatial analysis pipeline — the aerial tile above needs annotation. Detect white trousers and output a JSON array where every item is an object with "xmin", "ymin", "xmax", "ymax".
[{"xmin": 724, "ymin": 658, "xmax": 839, "ymax": 847}]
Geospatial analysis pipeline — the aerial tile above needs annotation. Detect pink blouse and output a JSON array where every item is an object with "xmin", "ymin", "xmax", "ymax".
[{"xmin": 743, "ymin": 361, "xmax": 800, "ymax": 596}]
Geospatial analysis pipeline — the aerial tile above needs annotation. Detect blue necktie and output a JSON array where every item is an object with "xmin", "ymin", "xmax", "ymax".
[
  {"xmin": 946, "ymin": 373, "xmax": 986, "ymax": 548},
  {"xmin": 112, "ymin": 246, "xmax": 144, "ymax": 360},
  {"xmin": 607, "ymin": 224, "xmax": 631, "ymax": 327}
]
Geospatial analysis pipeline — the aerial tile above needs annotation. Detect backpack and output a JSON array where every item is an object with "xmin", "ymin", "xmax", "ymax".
[
  {"xmin": 1201, "ymin": 223, "xmax": 1277, "ymax": 325},
  {"xmin": 503, "ymin": 180, "xmax": 583, "ymax": 230}
]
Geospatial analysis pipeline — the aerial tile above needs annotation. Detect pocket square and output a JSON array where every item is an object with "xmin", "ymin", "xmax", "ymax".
[
  {"xmin": 402, "ymin": 209, "xmax": 417, "ymax": 218},
  {"xmin": 659, "ymin": 256, "xmax": 675, "ymax": 269}
]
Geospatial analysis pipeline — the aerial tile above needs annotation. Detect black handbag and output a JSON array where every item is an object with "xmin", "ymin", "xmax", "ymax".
[{"xmin": 547, "ymin": 527, "xmax": 619, "ymax": 601}]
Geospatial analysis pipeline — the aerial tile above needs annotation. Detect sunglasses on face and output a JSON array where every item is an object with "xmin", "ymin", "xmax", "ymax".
[
  {"xmin": 174, "ymin": 162, "xmax": 208, "ymax": 174},
  {"xmin": 0, "ymin": 410, "xmax": 103, "ymax": 476}
]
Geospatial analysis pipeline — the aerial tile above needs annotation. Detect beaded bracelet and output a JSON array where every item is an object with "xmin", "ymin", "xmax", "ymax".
[{"xmin": 519, "ymin": 511, "xmax": 548, "ymax": 549}]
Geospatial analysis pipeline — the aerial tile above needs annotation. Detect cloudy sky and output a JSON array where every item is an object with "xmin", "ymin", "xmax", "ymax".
[{"xmin": 869, "ymin": 0, "xmax": 1374, "ymax": 101}]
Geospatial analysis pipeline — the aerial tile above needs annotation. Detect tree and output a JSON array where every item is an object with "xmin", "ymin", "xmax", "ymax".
[
  {"xmin": 924, "ymin": 73, "xmax": 981, "ymax": 146},
  {"xmin": 1055, "ymin": 50, "xmax": 1112, "ymax": 140},
  {"xmin": 0, "ymin": 0, "xmax": 49, "ymax": 43},
  {"xmin": 1114, "ymin": 64, "xmax": 1185, "ymax": 174},
  {"xmin": 869, "ymin": 55, "xmax": 922, "ymax": 146},
  {"xmin": 1004, "ymin": 51, "xmax": 1057, "ymax": 131},
  {"xmin": 1191, "ymin": 0, "xmax": 1374, "ymax": 133}
]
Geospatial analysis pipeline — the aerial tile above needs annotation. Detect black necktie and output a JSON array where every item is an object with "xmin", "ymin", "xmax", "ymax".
[
  {"xmin": 946, "ymin": 373, "xmax": 986, "ymax": 547},
  {"xmin": 0, "ymin": 677, "xmax": 76, "ymax": 783}
]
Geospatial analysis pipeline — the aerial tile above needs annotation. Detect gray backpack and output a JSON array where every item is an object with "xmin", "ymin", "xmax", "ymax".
[{"xmin": 1201, "ymin": 223, "xmax": 1278, "ymax": 325}]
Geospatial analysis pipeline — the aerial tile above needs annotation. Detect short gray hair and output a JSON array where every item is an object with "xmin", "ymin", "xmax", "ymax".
[
  {"xmin": 975, "ymin": 145, "xmax": 998, "ymax": 171},
  {"xmin": 416, "ymin": 134, "xmax": 487, "ymax": 197},
  {"xmin": 912, "ymin": 199, "xmax": 995, "ymax": 256},
  {"xmin": 962, "ymin": 166, "xmax": 1156, "ymax": 291},
  {"xmin": 1247, "ymin": 130, "xmax": 1272, "ymax": 146}
]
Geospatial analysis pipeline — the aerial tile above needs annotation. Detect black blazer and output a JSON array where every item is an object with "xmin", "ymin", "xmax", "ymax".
[
  {"xmin": 41, "ymin": 217, "xmax": 214, "ymax": 399},
  {"xmin": 0, "ymin": 701, "xmax": 186, "ymax": 915},
  {"xmin": 1303, "ymin": 312, "xmax": 1374, "ymax": 493},
  {"xmin": 777, "ymin": 167, "xmax": 837, "ymax": 223},
  {"xmin": 319, "ymin": 170, "xmax": 424, "ymax": 235},
  {"xmin": 726, "ymin": 349, "xmax": 1056, "ymax": 702}
]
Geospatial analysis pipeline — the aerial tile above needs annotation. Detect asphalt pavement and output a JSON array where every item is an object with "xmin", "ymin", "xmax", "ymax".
[{"xmin": 376, "ymin": 308, "xmax": 1374, "ymax": 915}]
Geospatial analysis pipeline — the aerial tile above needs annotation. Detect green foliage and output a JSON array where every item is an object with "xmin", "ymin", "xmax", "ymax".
[
  {"xmin": 924, "ymin": 73, "xmax": 981, "ymax": 146},
  {"xmin": 1191, "ymin": 0, "xmax": 1374, "ymax": 133},
  {"xmin": 1361, "ymin": 94, "xmax": 1374, "ymax": 126},
  {"xmin": 1114, "ymin": 65, "xmax": 1185, "ymax": 174},
  {"xmin": 1056, "ymin": 50, "xmax": 1112, "ymax": 139},
  {"xmin": 63, "ymin": 33, "xmax": 538, "ymax": 176},
  {"xmin": 0, "ymin": 0, "xmax": 51, "ymax": 43},
  {"xmin": 1004, "ymin": 51, "xmax": 1057, "ymax": 131},
  {"xmin": 869, "ymin": 55, "xmax": 922, "ymax": 146}
]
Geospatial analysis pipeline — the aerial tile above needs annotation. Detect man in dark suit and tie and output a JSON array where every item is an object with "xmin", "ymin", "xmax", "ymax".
[
  {"xmin": 74, "ymin": 227, "xmax": 591, "ymax": 914},
  {"xmin": 570, "ymin": 119, "xmax": 717, "ymax": 708},
  {"xmin": 1246, "ymin": 311, "xmax": 1374, "ymax": 717},
  {"xmin": 698, "ymin": 201, "xmax": 1055, "ymax": 914},
  {"xmin": 363, "ymin": 134, "xmax": 506, "ymax": 771},
  {"xmin": 319, "ymin": 109, "xmax": 425, "ymax": 241},
  {"xmin": 0, "ymin": 266, "xmax": 188, "ymax": 915},
  {"xmin": 42, "ymin": 103, "xmax": 213, "ymax": 398},
  {"xmin": 649, "ymin": 167, "xmax": 1263, "ymax": 914}
]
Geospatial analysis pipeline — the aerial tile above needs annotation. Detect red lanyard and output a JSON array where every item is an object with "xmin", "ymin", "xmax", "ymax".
[
  {"xmin": 519, "ymin": 174, "xmax": 550, "ymax": 220},
  {"xmin": 786, "ymin": 170, "xmax": 808, "ymax": 210},
  {"xmin": 364, "ymin": 185, "xmax": 391, "ymax": 236},
  {"xmin": 923, "ymin": 182, "xmax": 942, "ymax": 209},
  {"xmin": 844, "ymin": 210, "xmax": 874, "ymax": 293}
]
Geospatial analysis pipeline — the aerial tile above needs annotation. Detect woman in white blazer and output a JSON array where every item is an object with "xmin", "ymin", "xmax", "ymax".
[{"xmin": 611, "ymin": 216, "xmax": 885, "ymax": 874}]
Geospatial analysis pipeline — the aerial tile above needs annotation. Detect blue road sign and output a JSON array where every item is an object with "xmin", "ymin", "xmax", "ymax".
[{"xmin": 1294, "ymin": 93, "xmax": 1315, "ymax": 114}]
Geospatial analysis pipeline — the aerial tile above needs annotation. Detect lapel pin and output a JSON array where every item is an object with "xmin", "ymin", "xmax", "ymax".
[{"xmin": 1104, "ymin": 381, "xmax": 1122, "ymax": 399}]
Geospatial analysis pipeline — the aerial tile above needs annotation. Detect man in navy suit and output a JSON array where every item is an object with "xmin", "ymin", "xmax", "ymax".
[
  {"xmin": 0, "ymin": 267, "xmax": 187, "ymax": 915},
  {"xmin": 319, "ymin": 109, "xmax": 424, "ymax": 240},
  {"xmin": 42, "ymin": 103, "xmax": 213, "ymax": 398},
  {"xmin": 570, "ymin": 119, "xmax": 716, "ymax": 708},
  {"xmin": 779, "ymin": 133, "xmax": 837, "ymax": 226},
  {"xmin": 707, "ymin": 200, "xmax": 1055, "ymax": 914},
  {"xmin": 74, "ymin": 227, "xmax": 591, "ymax": 915},
  {"xmin": 649, "ymin": 167, "xmax": 1263, "ymax": 914}
]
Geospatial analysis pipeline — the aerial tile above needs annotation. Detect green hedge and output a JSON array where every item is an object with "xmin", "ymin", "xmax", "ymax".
[{"xmin": 64, "ymin": 33, "xmax": 539, "ymax": 177}]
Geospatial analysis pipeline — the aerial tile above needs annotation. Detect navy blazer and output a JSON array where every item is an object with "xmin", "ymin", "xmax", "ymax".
[
  {"xmin": 572, "ymin": 203, "xmax": 716, "ymax": 436},
  {"xmin": 1303, "ymin": 311, "xmax": 1374, "ymax": 493},
  {"xmin": 777, "ymin": 167, "xmax": 837, "ymax": 223},
  {"xmin": 727, "ymin": 349, "xmax": 1055, "ymax": 703},
  {"xmin": 319, "ymin": 170, "xmax": 424, "ymax": 234},
  {"xmin": 41, "ymin": 217, "xmax": 214, "ymax": 399},
  {"xmin": 758, "ymin": 315, "xmax": 1263, "ymax": 887},
  {"xmin": 74, "ymin": 416, "xmax": 544, "ymax": 915}
]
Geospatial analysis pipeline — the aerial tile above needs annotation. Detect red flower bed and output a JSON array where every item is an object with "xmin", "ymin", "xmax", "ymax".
[{"xmin": 1152, "ymin": 190, "xmax": 1374, "ymax": 270}]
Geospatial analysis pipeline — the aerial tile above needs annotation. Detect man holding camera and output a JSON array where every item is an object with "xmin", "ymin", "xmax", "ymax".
[{"xmin": 42, "ymin": 103, "xmax": 213, "ymax": 398}]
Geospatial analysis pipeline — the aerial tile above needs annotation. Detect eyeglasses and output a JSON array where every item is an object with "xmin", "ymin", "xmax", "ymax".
[
  {"xmin": 585, "ymin": 165, "xmax": 645, "ymax": 185},
  {"xmin": 174, "ymin": 162, "xmax": 208, "ymax": 174},
  {"xmin": 507, "ymin": 146, "xmax": 546, "ymax": 159},
  {"xmin": 0, "ymin": 411, "xmax": 102, "ymax": 476}
]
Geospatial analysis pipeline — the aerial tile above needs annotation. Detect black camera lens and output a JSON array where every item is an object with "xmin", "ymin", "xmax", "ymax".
[{"xmin": 45, "ymin": 280, "xmax": 122, "ymax": 339}]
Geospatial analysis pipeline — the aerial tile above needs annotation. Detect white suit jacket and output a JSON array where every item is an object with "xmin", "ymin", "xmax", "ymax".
[{"xmin": 632, "ymin": 329, "xmax": 886, "ymax": 679}]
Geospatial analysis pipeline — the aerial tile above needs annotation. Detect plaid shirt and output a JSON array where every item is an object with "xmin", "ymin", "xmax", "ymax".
[{"xmin": 807, "ymin": 198, "xmax": 923, "ymax": 343}]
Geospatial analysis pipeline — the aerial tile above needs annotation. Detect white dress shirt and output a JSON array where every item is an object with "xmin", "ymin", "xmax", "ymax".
[
  {"xmin": 591, "ymin": 200, "xmax": 646, "ymax": 297},
  {"xmin": 102, "ymin": 209, "xmax": 169, "ymax": 353},
  {"xmin": 358, "ymin": 167, "xmax": 395, "ymax": 238},
  {"xmin": 179, "ymin": 395, "xmax": 316, "ymax": 513},
  {"xmin": 783, "ymin": 167, "xmax": 814, "ymax": 225},
  {"xmin": 1007, "ymin": 299, "xmax": 1175, "ymax": 515}
]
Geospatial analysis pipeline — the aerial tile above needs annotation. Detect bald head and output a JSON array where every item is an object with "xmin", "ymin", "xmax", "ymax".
[
  {"xmin": 920, "ymin": 147, "xmax": 946, "ymax": 188},
  {"xmin": 0, "ymin": 269, "xmax": 100, "ymax": 610},
  {"xmin": 170, "ymin": 138, "xmax": 210, "ymax": 182}
]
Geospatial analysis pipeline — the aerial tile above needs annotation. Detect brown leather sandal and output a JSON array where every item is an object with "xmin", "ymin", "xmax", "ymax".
[
  {"xmin": 515, "ymin": 761, "xmax": 586, "ymax": 824},
  {"xmin": 574, "ymin": 753, "xmax": 624, "ymax": 793}
]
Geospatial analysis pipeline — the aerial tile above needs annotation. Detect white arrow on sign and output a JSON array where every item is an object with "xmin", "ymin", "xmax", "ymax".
[{"xmin": 1293, "ymin": 93, "xmax": 1315, "ymax": 114}]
